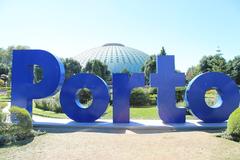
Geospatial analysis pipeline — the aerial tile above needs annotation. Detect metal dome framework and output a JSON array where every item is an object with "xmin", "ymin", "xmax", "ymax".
[{"xmin": 74, "ymin": 43, "xmax": 149, "ymax": 73}]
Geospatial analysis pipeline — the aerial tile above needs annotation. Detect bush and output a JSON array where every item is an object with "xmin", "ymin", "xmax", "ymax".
[
  {"xmin": 130, "ymin": 88, "xmax": 149, "ymax": 106},
  {"xmin": 226, "ymin": 107, "xmax": 240, "ymax": 141},
  {"xmin": 0, "ymin": 102, "xmax": 8, "ymax": 109},
  {"xmin": 0, "ymin": 106, "xmax": 44, "ymax": 146},
  {"xmin": 77, "ymin": 88, "xmax": 92, "ymax": 104},
  {"xmin": 176, "ymin": 87, "xmax": 186, "ymax": 102},
  {"xmin": 148, "ymin": 94, "xmax": 157, "ymax": 105},
  {"xmin": 9, "ymin": 106, "xmax": 32, "ymax": 130},
  {"xmin": 35, "ymin": 96, "xmax": 62, "ymax": 113},
  {"xmin": 0, "ymin": 109, "xmax": 6, "ymax": 123},
  {"xmin": 0, "ymin": 79, "xmax": 4, "ymax": 87}
]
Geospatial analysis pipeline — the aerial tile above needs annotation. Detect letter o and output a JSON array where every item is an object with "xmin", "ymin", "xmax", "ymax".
[
  {"xmin": 60, "ymin": 73, "xmax": 110, "ymax": 122},
  {"xmin": 185, "ymin": 72, "xmax": 240, "ymax": 123}
]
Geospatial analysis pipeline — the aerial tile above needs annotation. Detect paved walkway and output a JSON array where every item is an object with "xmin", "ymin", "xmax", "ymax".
[{"xmin": 33, "ymin": 115, "xmax": 227, "ymax": 131}]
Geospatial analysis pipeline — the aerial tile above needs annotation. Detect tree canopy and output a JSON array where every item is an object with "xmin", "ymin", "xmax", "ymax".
[
  {"xmin": 199, "ymin": 54, "xmax": 227, "ymax": 73},
  {"xmin": 62, "ymin": 58, "xmax": 82, "ymax": 79},
  {"xmin": 83, "ymin": 60, "xmax": 111, "ymax": 82},
  {"xmin": 226, "ymin": 56, "xmax": 240, "ymax": 85}
]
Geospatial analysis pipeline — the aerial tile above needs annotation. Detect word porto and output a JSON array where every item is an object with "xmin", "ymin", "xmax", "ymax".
[{"xmin": 11, "ymin": 50, "xmax": 240, "ymax": 123}]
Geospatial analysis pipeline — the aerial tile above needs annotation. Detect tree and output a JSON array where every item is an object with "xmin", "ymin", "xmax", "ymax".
[
  {"xmin": 0, "ymin": 45, "xmax": 29, "ymax": 65},
  {"xmin": 121, "ymin": 68, "xmax": 130, "ymax": 75},
  {"xmin": 160, "ymin": 47, "xmax": 166, "ymax": 56},
  {"xmin": 0, "ymin": 63, "xmax": 9, "ymax": 75},
  {"xmin": 62, "ymin": 58, "xmax": 82, "ymax": 79},
  {"xmin": 186, "ymin": 65, "xmax": 201, "ymax": 83},
  {"xmin": 141, "ymin": 55, "xmax": 156, "ymax": 84},
  {"xmin": 226, "ymin": 56, "xmax": 240, "ymax": 85},
  {"xmin": 83, "ymin": 60, "xmax": 111, "ymax": 82},
  {"xmin": 0, "ymin": 45, "xmax": 29, "ymax": 85},
  {"xmin": 199, "ymin": 54, "xmax": 227, "ymax": 73},
  {"xmin": 34, "ymin": 65, "xmax": 43, "ymax": 83}
]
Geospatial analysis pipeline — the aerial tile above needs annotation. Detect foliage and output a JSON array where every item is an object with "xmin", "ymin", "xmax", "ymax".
[
  {"xmin": 0, "ymin": 102, "xmax": 8, "ymax": 109},
  {"xmin": 226, "ymin": 107, "xmax": 240, "ymax": 141},
  {"xmin": 0, "ymin": 109, "xmax": 6, "ymax": 123},
  {"xmin": 0, "ymin": 79, "xmax": 4, "ymax": 87},
  {"xmin": 34, "ymin": 65, "xmax": 43, "ymax": 83},
  {"xmin": 77, "ymin": 88, "xmax": 92, "ymax": 104},
  {"xmin": 142, "ymin": 55, "xmax": 156, "ymax": 84},
  {"xmin": 199, "ymin": 54, "xmax": 227, "ymax": 73},
  {"xmin": 121, "ymin": 68, "xmax": 130, "ymax": 75},
  {"xmin": 33, "ymin": 106, "xmax": 67, "ymax": 119},
  {"xmin": 176, "ymin": 87, "xmax": 186, "ymax": 102},
  {"xmin": 0, "ymin": 74, "xmax": 8, "ymax": 83},
  {"xmin": 0, "ymin": 45, "xmax": 29, "ymax": 66},
  {"xmin": 62, "ymin": 58, "xmax": 82, "ymax": 79},
  {"xmin": 186, "ymin": 65, "xmax": 201, "ymax": 83},
  {"xmin": 130, "ymin": 88, "xmax": 150, "ymax": 106},
  {"xmin": 0, "ymin": 123, "xmax": 44, "ymax": 146},
  {"xmin": 159, "ymin": 46, "xmax": 167, "ymax": 56},
  {"xmin": 9, "ymin": 106, "xmax": 32, "ymax": 130},
  {"xmin": 226, "ymin": 56, "xmax": 240, "ymax": 85},
  {"xmin": 0, "ymin": 63, "xmax": 9, "ymax": 75},
  {"xmin": 34, "ymin": 95, "xmax": 62, "ymax": 113},
  {"xmin": 83, "ymin": 59, "xmax": 111, "ymax": 82},
  {"xmin": 0, "ymin": 45, "xmax": 29, "ymax": 85}
]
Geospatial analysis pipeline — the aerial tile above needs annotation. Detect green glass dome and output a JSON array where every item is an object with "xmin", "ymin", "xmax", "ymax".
[{"xmin": 74, "ymin": 43, "xmax": 149, "ymax": 73}]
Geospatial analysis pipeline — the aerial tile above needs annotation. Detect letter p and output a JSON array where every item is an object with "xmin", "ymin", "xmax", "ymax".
[{"xmin": 11, "ymin": 50, "xmax": 65, "ymax": 114}]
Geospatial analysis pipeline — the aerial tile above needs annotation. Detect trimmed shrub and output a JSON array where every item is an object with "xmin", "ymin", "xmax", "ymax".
[
  {"xmin": 130, "ymin": 88, "xmax": 149, "ymax": 106},
  {"xmin": 9, "ymin": 106, "xmax": 32, "ymax": 130},
  {"xmin": 35, "ymin": 96, "xmax": 62, "ymax": 113},
  {"xmin": 226, "ymin": 107, "xmax": 240, "ymax": 141},
  {"xmin": 148, "ymin": 94, "xmax": 157, "ymax": 105}
]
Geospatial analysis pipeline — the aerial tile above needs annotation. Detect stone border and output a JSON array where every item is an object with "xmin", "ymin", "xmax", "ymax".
[{"xmin": 32, "ymin": 115, "xmax": 227, "ymax": 131}]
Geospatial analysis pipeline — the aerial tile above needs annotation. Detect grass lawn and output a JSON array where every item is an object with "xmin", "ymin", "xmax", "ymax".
[{"xmin": 33, "ymin": 105, "xmax": 197, "ymax": 120}]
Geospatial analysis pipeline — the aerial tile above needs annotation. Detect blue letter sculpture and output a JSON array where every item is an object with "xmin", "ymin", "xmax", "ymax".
[
  {"xmin": 150, "ymin": 55, "xmax": 186, "ymax": 123},
  {"xmin": 112, "ymin": 73, "xmax": 145, "ymax": 123},
  {"xmin": 185, "ymin": 72, "xmax": 240, "ymax": 122},
  {"xmin": 11, "ymin": 50, "xmax": 65, "ymax": 114},
  {"xmin": 60, "ymin": 73, "xmax": 110, "ymax": 122},
  {"xmin": 10, "ymin": 50, "xmax": 240, "ymax": 124}
]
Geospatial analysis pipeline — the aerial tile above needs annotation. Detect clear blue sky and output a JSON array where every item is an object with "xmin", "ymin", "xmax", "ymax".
[{"xmin": 0, "ymin": 0, "xmax": 240, "ymax": 72}]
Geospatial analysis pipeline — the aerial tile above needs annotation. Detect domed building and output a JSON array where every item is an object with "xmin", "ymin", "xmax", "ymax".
[{"xmin": 74, "ymin": 43, "xmax": 149, "ymax": 73}]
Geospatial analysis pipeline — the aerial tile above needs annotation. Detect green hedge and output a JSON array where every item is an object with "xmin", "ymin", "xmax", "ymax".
[
  {"xmin": 34, "ymin": 96, "xmax": 62, "ymax": 113},
  {"xmin": 10, "ymin": 106, "xmax": 32, "ymax": 130},
  {"xmin": 226, "ymin": 107, "xmax": 240, "ymax": 141},
  {"xmin": 0, "ymin": 106, "xmax": 43, "ymax": 146},
  {"xmin": 130, "ymin": 88, "xmax": 150, "ymax": 106}
]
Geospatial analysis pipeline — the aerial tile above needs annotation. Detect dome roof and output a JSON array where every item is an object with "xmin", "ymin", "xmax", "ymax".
[{"xmin": 74, "ymin": 43, "xmax": 149, "ymax": 73}]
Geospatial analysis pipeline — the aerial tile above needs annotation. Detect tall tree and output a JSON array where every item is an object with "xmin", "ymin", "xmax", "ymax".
[
  {"xmin": 121, "ymin": 68, "xmax": 130, "ymax": 75},
  {"xmin": 141, "ymin": 55, "xmax": 156, "ymax": 84},
  {"xmin": 83, "ymin": 60, "xmax": 111, "ymax": 82},
  {"xmin": 186, "ymin": 65, "xmax": 201, "ymax": 83},
  {"xmin": 160, "ymin": 47, "xmax": 166, "ymax": 56},
  {"xmin": 199, "ymin": 54, "xmax": 227, "ymax": 73},
  {"xmin": 226, "ymin": 56, "xmax": 240, "ymax": 85},
  {"xmin": 0, "ymin": 63, "xmax": 9, "ymax": 75},
  {"xmin": 62, "ymin": 58, "xmax": 82, "ymax": 79}
]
